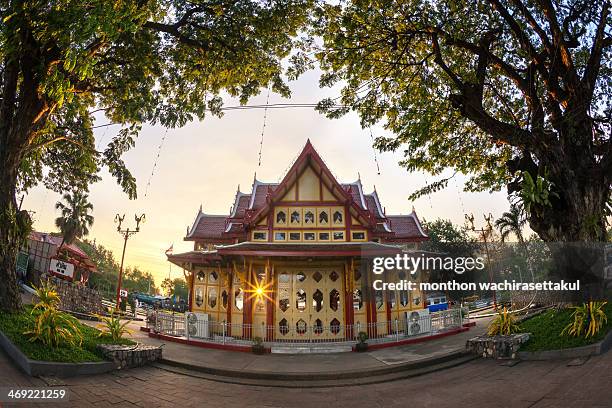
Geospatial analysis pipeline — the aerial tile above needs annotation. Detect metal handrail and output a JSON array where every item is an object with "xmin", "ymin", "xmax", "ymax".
[{"xmin": 147, "ymin": 308, "xmax": 464, "ymax": 347}]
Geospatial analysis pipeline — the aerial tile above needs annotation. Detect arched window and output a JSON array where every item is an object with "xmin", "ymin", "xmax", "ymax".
[
  {"xmin": 221, "ymin": 290, "xmax": 228, "ymax": 310},
  {"xmin": 312, "ymin": 289, "xmax": 323, "ymax": 312},
  {"xmin": 208, "ymin": 287, "xmax": 217, "ymax": 308},
  {"xmin": 195, "ymin": 287, "xmax": 204, "ymax": 307},
  {"xmin": 290, "ymin": 210, "xmax": 301, "ymax": 224},
  {"xmin": 304, "ymin": 211, "xmax": 314, "ymax": 224},
  {"xmin": 296, "ymin": 289, "xmax": 307, "ymax": 311},
  {"xmin": 234, "ymin": 288, "xmax": 244, "ymax": 311},
  {"xmin": 319, "ymin": 211, "xmax": 329, "ymax": 224},
  {"xmin": 330, "ymin": 289, "xmax": 340, "ymax": 311},
  {"xmin": 209, "ymin": 271, "xmax": 218, "ymax": 283},
  {"xmin": 276, "ymin": 211, "xmax": 286, "ymax": 224},
  {"xmin": 333, "ymin": 210, "xmax": 343, "ymax": 224},
  {"xmin": 375, "ymin": 290, "xmax": 384, "ymax": 310},
  {"xmin": 353, "ymin": 289, "xmax": 363, "ymax": 310}
]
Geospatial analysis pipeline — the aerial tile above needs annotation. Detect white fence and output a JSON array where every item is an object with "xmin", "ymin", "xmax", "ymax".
[{"xmin": 147, "ymin": 308, "xmax": 465, "ymax": 347}]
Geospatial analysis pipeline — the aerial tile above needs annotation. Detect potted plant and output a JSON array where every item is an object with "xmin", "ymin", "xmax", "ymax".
[
  {"xmin": 355, "ymin": 331, "xmax": 368, "ymax": 352},
  {"xmin": 252, "ymin": 336, "xmax": 265, "ymax": 354}
]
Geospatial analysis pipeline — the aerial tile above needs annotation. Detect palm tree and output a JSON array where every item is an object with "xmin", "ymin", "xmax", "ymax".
[
  {"xmin": 496, "ymin": 204, "xmax": 533, "ymax": 283},
  {"xmin": 55, "ymin": 191, "xmax": 94, "ymax": 249},
  {"xmin": 495, "ymin": 204, "xmax": 526, "ymax": 244}
]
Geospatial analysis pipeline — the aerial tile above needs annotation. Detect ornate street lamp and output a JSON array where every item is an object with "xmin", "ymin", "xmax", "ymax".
[
  {"xmin": 465, "ymin": 213, "xmax": 497, "ymax": 309},
  {"xmin": 114, "ymin": 213, "xmax": 145, "ymax": 309}
]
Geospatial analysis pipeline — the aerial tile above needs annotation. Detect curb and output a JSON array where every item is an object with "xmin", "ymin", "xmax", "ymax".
[
  {"xmin": 518, "ymin": 329, "xmax": 612, "ymax": 361},
  {"xmin": 358, "ymin": 326, "xmax": 469, "ymax": 351},
  {"xmin": 0, "ymin": 330, "xmax": 115, "ymax": 377},
  {"xmin": 148, "ymin": 331, "xmax": 254, "ymax": 353},
  {"xmin": 153, "ymin": 353, "xmax": 479, "ymax": 388},
  {"xmin": 158, "ymin": 348, "xmax": 472, "ymax": 381}
]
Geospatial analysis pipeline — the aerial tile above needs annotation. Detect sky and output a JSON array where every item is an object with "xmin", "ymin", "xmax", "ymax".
[{"xmin": 21, "ymin": 68, "xmax": 514, "ymax": 287}]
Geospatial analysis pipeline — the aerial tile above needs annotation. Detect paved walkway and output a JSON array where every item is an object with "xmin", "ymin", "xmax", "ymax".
[
  {"xmin": 110, "ymin": 318, "xmax": 490, "ymax": 375},
  {"xmin": 1, "ymin": 341, "xmax": 611, "ymax": 407}
]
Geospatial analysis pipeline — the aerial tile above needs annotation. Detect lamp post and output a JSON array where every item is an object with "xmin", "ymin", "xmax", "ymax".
[
  {"xmin": 114, "ymin": 213, "xmax": 145, "ymax": 309},
  {"xmin": 465, "ymin": 213, "xmax": 497, "ymax": 310}
]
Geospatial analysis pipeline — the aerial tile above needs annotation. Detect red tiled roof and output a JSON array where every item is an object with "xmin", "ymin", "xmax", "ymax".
[
  {"xmin": 225, "ymin": 223, "xmax": 244, "ymax": 234},
  {"xmin": 387, "ymin": 215, "xmax": 427, "ymax": 238},
  {"xmin": 29, "ymin": 231, "xmax": 89, "ymax": 259},
  {"xmin": 342, "ymin": 183, "xmax": 364, "ymax": 208},
  {"xmin": 167, "ymin": 250, "xmax": 221, "ymax": 265},
  {"xmin": 250, "ymin": 183, "xmax": 277, "ymax": 210},
  {"xmin": 182, "ymin": 141, "xmax": 428, "ymax": 243},
  {"xmin": 188, "ymin": 214, "xmax": 227, "ymax": 239},
  {"xmin": 232, "ymin": 194, "xmax": 251, "ymax": 218},
  {"xmin": 364, "ymin": 195, "xmax": 384, "ymax": 218}
]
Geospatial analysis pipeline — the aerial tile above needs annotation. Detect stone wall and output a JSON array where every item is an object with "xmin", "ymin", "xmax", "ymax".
[
  {"xmin": 96, "ymin": 344, "xmax": 162, "ymax": 369},
  {"xmin": 47, "ymin": 276, "xmax": 105, "ymax": 315},
  {"xmin": 466, "ymin": 333, "xmax": 530, "ymax": 359},
  {"xmin": 510, "ymin": 290, "xmax": 566, "ymax": 309}
]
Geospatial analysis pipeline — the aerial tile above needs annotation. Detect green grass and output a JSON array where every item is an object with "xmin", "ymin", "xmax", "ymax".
[
  {"xmin": 0, "ymin": 306, "xmax": 135, "ymax": 363},
  {"xmin": 520, "ymin": 302, "xmax": 612, "ymax": 352}
]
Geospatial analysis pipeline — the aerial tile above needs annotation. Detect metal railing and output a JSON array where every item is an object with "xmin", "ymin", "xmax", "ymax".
[{"xmin": 146, "ymin": 308, "xmax": 465, "ymax": 348}]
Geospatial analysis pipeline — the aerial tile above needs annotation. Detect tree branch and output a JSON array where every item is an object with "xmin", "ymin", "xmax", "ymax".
[
  {"xmin": 143, "ymin": 21, "xmax": 208, "ymax": 53},
  {"xmin": 534, "ymin": 0, "xmax": 580, "ymax": 88},
  {"xmin": 26, "ymin": 135, "xmax": 91, "ymax": 153},
  {"xmin": 581, "ymin": 1, "xmax": 611, "ymax": 105},
  {"xmin": 509, "ymin": 0, "xmax": 552, "ymax": 52}
]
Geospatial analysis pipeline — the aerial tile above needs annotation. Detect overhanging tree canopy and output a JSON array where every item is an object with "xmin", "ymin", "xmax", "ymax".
[
  {"xmin": 0, "ymin": 0, "xmax": 312, "ymax": 312},
  {"xmin": 313, "ymin": 0, "xmax": 611, "ymax": 247}
]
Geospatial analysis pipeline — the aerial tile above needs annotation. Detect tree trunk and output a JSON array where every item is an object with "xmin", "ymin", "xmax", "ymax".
[
  {"xmin": 527, "ymin": 169, "xmax": 608, "ymax": 302},
  {"xmin": 0, "ymin": 142, "xmax": 25, "ymax": 312},
  {"xmin": 0, "ymin": 16, "xmax": 49, "ymax": 312}
]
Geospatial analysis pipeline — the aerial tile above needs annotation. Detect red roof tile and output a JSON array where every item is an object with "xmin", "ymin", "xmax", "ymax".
[
  {"xmin": 250, "ymin": 182, "xmax": 277, "ymax": 211},
  {"xmin": 182, "ymin": 142, "xmax": 428, "ymax": 243},
  {"xmin": 188, "ymin": 214, "xmax": 227, "ymax": 239},
  {"xmin": 232, "ymin": 194, "xmax": 251, "ymax": 218},
  {"xmin": 342, "ymin": 183, "xmax": 366, "ymax": 209},
  {"xmin": 364, "ymin": 195, "xmax": 384, "ymax": 218},
  {"xmin": 29, "ymin": 231, "xmax": 89, "ymax": 259},
  {"xmin": 386, "ymin": 215, "xmax": 427, "ymax": 238}
]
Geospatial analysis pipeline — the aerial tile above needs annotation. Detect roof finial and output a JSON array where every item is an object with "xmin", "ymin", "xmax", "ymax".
[
  {"xmin": 199, "ymin": 203, "xmax": 203, "ymax": 213},
  {"xmin": 357, "ymin": 172, "xmax": 361, "ymax": 181},
  {"xmin": 237, "ymin": 184, "xmax": 240, "ymax": 193},
  {"xmin": 253, "ymin": 171, "xmax": 257, "ymax": 183},
  {"xmin": 373, "ymin": 184, "xmax": 377, "ymax": 192},
  {"xmin": 412, "ymin": 205, "xmax": 416, "ymax": 213}
]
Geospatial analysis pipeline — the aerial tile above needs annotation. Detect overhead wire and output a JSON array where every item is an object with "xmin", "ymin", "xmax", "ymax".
[
  {"xmin": 257, "ymin": 87, "xmax": 271, "ymax": 167},
  {"xmin": 368, "ymin": 127, "xmax": 381, "ymax": 175},
  {"xmin": 143, "ymin": 128, "xmax": 169, "ymax": 199}
]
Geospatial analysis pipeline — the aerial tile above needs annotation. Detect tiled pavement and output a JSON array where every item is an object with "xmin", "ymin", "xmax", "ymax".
[{"xmin": 1, "ymin": 344, "xmax": 611, "ymax": 408}]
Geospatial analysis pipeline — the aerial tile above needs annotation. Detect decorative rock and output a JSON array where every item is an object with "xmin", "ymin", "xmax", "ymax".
[
  {"xmin": 97, "ymin": 343, "xmax": 162, "ymax": 370},
  {"xmin": 466, "ymin": 333, "xmax": 530, "ymax": 359}
]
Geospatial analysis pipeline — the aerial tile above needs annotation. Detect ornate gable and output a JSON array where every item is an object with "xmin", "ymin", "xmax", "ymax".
[{"xmin": 184, "ymin": 140, "xmax": 428, "ymax": 246}]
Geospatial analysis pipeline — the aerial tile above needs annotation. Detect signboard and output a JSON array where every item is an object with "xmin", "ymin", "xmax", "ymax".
[
  {"xmin": 49, "ymin": 258, "xmax": 75, "ymax": 280},
  {"xmin": 16, "ymin": 251, "xmax": 29, "ymax": 279},
  {"xmin": 120, "ymin": 289, "xmax": 128, "ymax": 298}
]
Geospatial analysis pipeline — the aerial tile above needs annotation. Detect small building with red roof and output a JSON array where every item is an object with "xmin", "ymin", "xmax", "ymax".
[
  {"xmin": 168, "ymin": 140, "xmax": 429, "ymax": 342},
  {"xmin": 27, "ymin": 231, "xmax": 97, "ymax": 284}
]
